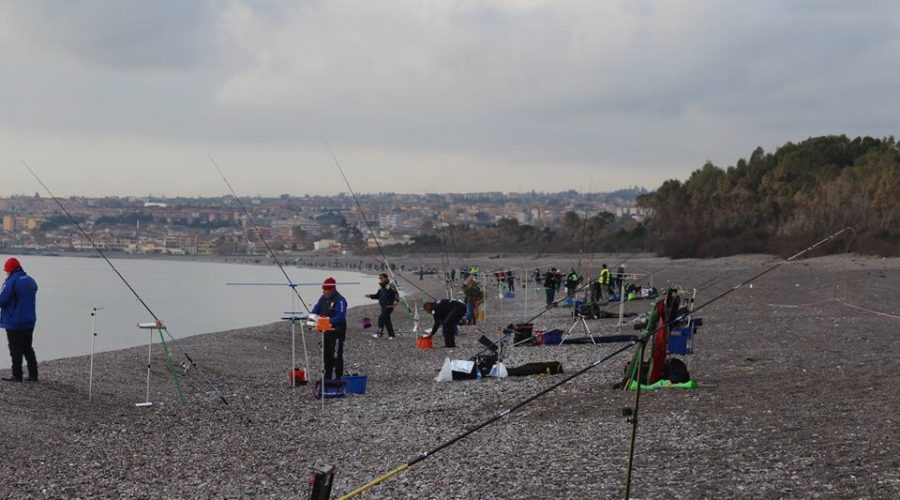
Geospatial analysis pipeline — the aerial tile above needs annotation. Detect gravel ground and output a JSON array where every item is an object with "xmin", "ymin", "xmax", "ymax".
[{"xmin": 1, "ymin": 253, "xmax": 898, "ymax": 499}]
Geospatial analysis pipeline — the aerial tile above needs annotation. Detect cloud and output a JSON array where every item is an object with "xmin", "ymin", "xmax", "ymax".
[{"xmin": 0, "ymin": 0, "xmax": 898, "ymax": 195}]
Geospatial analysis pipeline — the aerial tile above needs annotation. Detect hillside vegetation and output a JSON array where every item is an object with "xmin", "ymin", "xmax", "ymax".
[{"xmin": 638, "ymin": 135, "xmax": 900, "ymax": 257}]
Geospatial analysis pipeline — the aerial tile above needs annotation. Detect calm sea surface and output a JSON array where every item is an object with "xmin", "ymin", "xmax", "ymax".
[{"xmin": 0, "ymin": 255, "xmax": 377, "ymax": 369}]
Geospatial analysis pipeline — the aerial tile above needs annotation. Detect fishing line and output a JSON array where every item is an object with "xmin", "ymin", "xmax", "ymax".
[
  {"xmin": 339, "ymin": 227, "xmax": 851, "ymax": 498},
  {"xmin": 337, "ymin": 341, "xmax": 638, "ymax": 499},
  {"xmin": 208, "ymin": 153, "xmax": 321, "ymax": 390},
  {"xmin": 20, "ymin": 159, "xmax": 228, "ymax": 404},
  {"xmin": 575, "ymin": 179, "xmax": 593, "ymax": 273},
  {"xmin": 323, "ymin": 140, "xmax": 435, "ymax": 315},
  {"xmin": 621, "ymin": 225, "xmax": 852, "ymax": 498},
  {"xmin": 208, "ymin": 153, "xmax": 314, "ymax": 314}
]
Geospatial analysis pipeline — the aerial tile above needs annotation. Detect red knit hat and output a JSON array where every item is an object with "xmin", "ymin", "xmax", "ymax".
[
  {"xmin": 4, "ymin": 258, "xmax": 20, "ymax": 273},
  {"xmin": 322, "ymin": 277, "xmax": 336, "ymax": 291}
]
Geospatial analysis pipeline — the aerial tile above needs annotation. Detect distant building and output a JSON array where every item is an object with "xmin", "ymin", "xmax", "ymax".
[{"xmin": 314, "ymin": 239, "xmax": 342, "ymax": 252}]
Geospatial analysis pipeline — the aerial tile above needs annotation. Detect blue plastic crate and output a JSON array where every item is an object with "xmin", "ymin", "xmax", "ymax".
[
  {"xmin": 668, "ymin": 326, "xmax": 693, "ymax": 355},
  {"xmin": 314, "ymin": 379, "xmax": 347, "ymax": 399},
  {"xmin": 341, "ymin": 375, "xmax": 368, "ymax": 394},
  {"xmin": 541, "ymin": 329, "xmax": 564, "ymax": 345}
]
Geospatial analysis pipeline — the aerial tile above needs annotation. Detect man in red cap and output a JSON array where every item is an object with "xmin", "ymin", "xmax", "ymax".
[
  {"xmin": 311, "ymin": 277, "xmax": 348, "ymax": 379},
  {"xmin": 0, "ymin": 257, "xmax": 39, "ymax": 382}
]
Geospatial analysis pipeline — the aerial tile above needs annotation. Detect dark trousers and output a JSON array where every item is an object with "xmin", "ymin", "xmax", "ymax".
[
  {"xmin": 7, "ymin": 329, "xmax": 38, "ymax": 380},
  {"xmin": 378, "ymin": 307, "xmax": 395, "ymax": 337},
  {"xmin": 442, "ymin": 310, "xmax": 465, "ymax": 348},
  {"xmin": 323, "ymin": 326, "xmax": 346, "ymax": 380},
  {"xmin": 545, "ymin": 288, "xmax": 555, "ymax": 306}
]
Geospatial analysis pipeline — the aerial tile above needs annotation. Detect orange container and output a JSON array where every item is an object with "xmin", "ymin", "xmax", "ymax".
[
  {"xmin": 316, "ymin": 317, "xmax": 333, "ymax": 332},
  {"xmin": 289, "ymin": 368, "xmax": 307, "ymax": 384},
  {"xmin": 417, "ymin": 336, "xmax": 433, "ymax": 350}
]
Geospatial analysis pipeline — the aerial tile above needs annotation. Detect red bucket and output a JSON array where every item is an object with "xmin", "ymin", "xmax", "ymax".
[
  {"xmin": 289, "ymin": 368, "xmax": 307, "ymax": 385},
  {"xmin": 417, "ymin": 336, "xmax": 433, "ymax": 350}
]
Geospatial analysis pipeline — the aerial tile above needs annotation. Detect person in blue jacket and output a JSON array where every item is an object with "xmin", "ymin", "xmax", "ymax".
[
  {"xmin": 311, "ymin": 277, "xmax": 348, "ymax": 379},
  {"xmin": 0, "ymin": 258, "xmax": 39, "ymax": 382}
]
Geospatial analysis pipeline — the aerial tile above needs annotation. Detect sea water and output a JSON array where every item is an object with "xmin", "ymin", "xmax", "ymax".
[{"xmin": 0, "ymin": 255, "xmax": 378, "ymax": 368}]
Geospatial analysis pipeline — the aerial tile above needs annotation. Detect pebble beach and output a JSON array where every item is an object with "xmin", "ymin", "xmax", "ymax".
[{"xmin": 1, "ymin": 253, "xmax": 898, "ymax": 499}]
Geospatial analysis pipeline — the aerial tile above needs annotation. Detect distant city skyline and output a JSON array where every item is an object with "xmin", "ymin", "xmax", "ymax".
[{"xmin": 2, "ymin": 1, "xmax": 898, "ymax": 197}]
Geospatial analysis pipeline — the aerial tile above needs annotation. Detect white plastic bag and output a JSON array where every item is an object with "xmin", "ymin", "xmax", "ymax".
[
  {"xmin": 435, "ymin": 358, "xmax": 453, "ymax": 382},
  {"xmin": 488, "ymin": 362, "xmax": 508, "ymax": 378}
]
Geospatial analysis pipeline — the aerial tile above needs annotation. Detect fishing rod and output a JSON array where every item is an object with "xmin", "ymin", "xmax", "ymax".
[
  {"xmin": 208, "ymin": 154, "xmax": 319, "ymax": 386},
  {"xmin": 357, "ymin": 252, "xmax": 437, "ymax": 301},
  {"xmin": 336, "ymin": 341, "xmax": 638, "ymax": 499},
  {"xmin": 621, "ymin": 225, "xmax": 852, "ymax": 498},
  {"xmin": 485, "ymin": 252, "xmax": 643, "ymax": 346},
  {"xmin": 20, "ymin": 159, "xmax": 228, "ymax": 404},
  {"xmin": 575, "ymin": 180, "xmax": 593, "ymax": 273},
  {"xmin": 346, "ymin": 227, "xmax": 852, "ymax": 498},
  {"xmin": 226, "ymin": 282, "xmax": 360, "ymax": 287},
  {"xmin": 323, "ymin": 141, "xmax": 433, "ymax": 317},
  {"xmin": 209, "ymin": 154, "xmax": 315, "ymax": 314}
]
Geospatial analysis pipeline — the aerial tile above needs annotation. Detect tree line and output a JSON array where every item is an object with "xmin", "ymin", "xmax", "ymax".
[
  {"xmin": 388, "ymin": 135, "xmax": 898, "ymax": 258},
  {"xmin": 637, "ymin": 135, "xmax": 899, "ymax": 257}
]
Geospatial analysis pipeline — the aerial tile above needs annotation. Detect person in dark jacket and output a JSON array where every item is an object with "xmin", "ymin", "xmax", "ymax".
[
  {"xmin": 366, "ymin": 273, "xmax": 399, "ymax": 339},
  {"xmin": 543, "ymin": 268, "xmax": 558, "ymax": 307},
  {"xmin": 0, "ymin": 258, "xmax": 39, "ymax": 382},
  {"xmin": 311, "ymin": 277, "xmax": 348, "ymax": 379},
  {"xmin": 424, "ymin": 299, "xmax": 466, "ymax": 348},
  {"xmin": 565, "ymin": 268, "xmax": 581, "ymax": 298}
]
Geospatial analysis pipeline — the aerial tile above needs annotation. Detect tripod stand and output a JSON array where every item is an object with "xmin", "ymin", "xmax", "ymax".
[{"xmin": 561, "ymin": 312, "xmax": 598, "ymax": 345}]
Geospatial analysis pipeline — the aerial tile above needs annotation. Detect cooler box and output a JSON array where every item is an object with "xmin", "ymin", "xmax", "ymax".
[
  {"xmin": 341, "ymin": 375, "xmax": 368, "ymax": 394},
  {"xmin": 668, "ymin": 326, "xmax": 694, "ymax": 355},
  {"xmin": 508, "ymin": 323, "xmax": 534, "ymax": 345}
]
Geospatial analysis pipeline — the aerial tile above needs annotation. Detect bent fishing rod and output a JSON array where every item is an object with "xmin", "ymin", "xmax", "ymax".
[
  {"xmin": 336, "ymin": 340, "xmax": 638, "ymax": 500},
  {"xmin": 341, "ymin": 227, "xmax": 851, "ymax": 498},
  {"xmin": 20, "ymin": 160, "xmax": 228, "ymax": 404},
  {"xmin": 621, "ymin": 225, "xmax": 852, "ymax": 498},
  {"xmin": 323, "ymin": 141, "xmax": 428, "ymax": 314},
  {"xmin": 208, "ymin": 154, "xmax": 316, "ymax": 315}
]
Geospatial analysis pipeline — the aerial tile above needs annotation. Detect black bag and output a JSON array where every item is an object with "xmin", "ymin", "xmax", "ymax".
[
  {"xmin": 507, "ymin": 361, "xmax": 564, "ymax": 377},
  {"xmin": 472, "ymin": 353, "xmax": 498, "ymax": 378},
  {"xmin": 662, "ymin": 357, "xmax": 690, "ymax": 383}
]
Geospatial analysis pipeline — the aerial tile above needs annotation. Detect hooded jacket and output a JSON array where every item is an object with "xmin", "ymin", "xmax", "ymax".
[{"xmin": 0, "ymin": 268, "xmax": 38, "ymax": 330}]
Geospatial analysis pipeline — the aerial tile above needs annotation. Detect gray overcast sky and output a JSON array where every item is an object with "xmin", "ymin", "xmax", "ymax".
[{"xmin": 1, "ymin": 1, "xmax": 898, "ymax": 197}]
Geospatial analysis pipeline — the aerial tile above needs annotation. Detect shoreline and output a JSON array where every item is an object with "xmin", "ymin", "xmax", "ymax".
[{"xmin": 1, "ymin": 254, "xmax": 898, "ymax": 498}]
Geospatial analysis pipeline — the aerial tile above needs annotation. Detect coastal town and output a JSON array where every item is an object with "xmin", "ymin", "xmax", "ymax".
[{"xmin": 0, "ymin": 188, "xmax": 647, "ymax": 256}]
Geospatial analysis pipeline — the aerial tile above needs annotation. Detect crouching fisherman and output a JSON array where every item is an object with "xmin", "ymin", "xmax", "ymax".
[
  {"xmin": 0, "ymin": 258, "xmax": 39, "ymax": 382},
  {"xmin": 423, "ymin": 299, "xmax": 466, "ymax": 348},
  {"xmin": 312, "ymin": 277, "xmax": 348, "ymax": 379}
]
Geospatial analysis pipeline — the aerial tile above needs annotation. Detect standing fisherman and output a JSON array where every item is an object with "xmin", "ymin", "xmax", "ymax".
[
  {"xmin": 461, "ymin": 277, "xmax": 484, "ymax": 325},
  {"xmin": 0, "ymin": 258, "xmax": 39, "ymax": 382},
  {"xmin": 311, "ymin": 277, "xmax": 348, "ymax": 379},
  {"xmin": 543, "ymin": 267, "xmax": 558, "ymax": 307},
  {"xmin": 598, "ymin": 263, "xmax": 612, "ymax": 301},
  {"xmin": 366, "ymin": 273, "xmax": 399, "ymax": 339}
]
